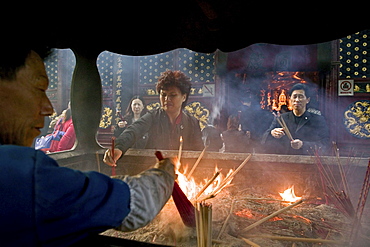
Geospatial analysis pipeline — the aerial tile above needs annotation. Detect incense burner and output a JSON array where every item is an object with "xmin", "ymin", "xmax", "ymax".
[{"xmin": 51, "ymin": 149, "xmax": 370, "ymax": 246}]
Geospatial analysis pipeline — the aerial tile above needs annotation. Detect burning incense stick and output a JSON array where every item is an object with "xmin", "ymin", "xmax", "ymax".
[
  {"xmin": 211, "ymin": 154, "xmax": 252, "ymax": 197},
  {"xmin": 111, "ymin": 136, "xmax": 116, "ymax": 176},
  {"xmin": 155, "ymin": 150, "xmax": 196, "ymax": 227},
  {"xmin": 195, "ymin": 170, "xmax": 221, "ymax": 200},
  {"xmin": 178, "ymin": 136, "xmax": 183, "ymax": 163},
  {"xmin": 242, "ymin": 199, "xmax": 304, "ymax": 233},
  {"xmin": 198, "ymin": 154, "xmax": 252, "ymax": 202},
  {"xmin": 273, "ymin": 112, "xmax": 294, "ymax": 141},
  {"xmin": 187, "ymin": 145, "xmax": 207, "ymax": 180},
  {"xmin": 195, "ymin": 201, "xmax": 212, "ymax": 247}
]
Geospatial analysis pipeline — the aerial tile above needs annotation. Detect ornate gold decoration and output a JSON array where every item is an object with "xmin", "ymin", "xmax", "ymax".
[
  {"xmin": 185, "ymin": 101, "xmax": 209, "ymax": 129},
  {"xmin": 99, "ymin": 106, "xmax": 113, "ymax": 129},
  {"xmin": 344, "ymin": 100, "xmax": 370, "ymax": 139},
  {"xmin": 146, "ymin": 102, "xmax": 161, "ymax": 111}
]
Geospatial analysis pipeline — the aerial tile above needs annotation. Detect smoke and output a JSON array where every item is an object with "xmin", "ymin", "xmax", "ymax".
[{"xmin": 209, "ymin": 88, "xmax": 225, "ymax": 123}]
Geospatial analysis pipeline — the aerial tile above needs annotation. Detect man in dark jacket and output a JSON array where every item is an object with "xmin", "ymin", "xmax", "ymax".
[
  {"xmin": 0, "ymin": 41, "xmax": 175, "ymax": 246},
  {"xmin": 262, "ymin": 83, "xmax": 330, "ymax": 155}
]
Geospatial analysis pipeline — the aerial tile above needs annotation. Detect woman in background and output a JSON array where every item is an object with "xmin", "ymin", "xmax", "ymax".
[
  {"xmin": 48, "ymin": 108, "xmax": 75, "ymax": 152},
  {"xmin": 114, "ymin": 95, "xmax": 147, "ymax": 148}
]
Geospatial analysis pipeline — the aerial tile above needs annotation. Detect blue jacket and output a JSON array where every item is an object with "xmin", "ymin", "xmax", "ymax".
[{"xmin": 0, "ymin": 145, "xmax": 130, "ymax": 246}]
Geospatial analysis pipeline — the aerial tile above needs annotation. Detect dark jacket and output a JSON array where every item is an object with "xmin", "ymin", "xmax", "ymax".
[
  {"xmin": 222, "ymin": 129, "xmax": 250, "ymax": 153},
  {"xmin": 114, "ymin": 115, "xmax": 148, "ymax": 149},
  {"xmin": 262, "ymin": 110, "xmax": 330, "ymax": 155},
  {"xmin": 201, "ymin": 125, "xmax": 223, "ymax": 152},
  {"xmin": 116, "ymin": 108, "xmax": 204, "ymax": 154}
]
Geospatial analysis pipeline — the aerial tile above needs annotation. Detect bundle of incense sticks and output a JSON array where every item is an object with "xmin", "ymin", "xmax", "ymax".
[
  {"xmin": 155, "ymin": 151, "xmax": 196, "ymax": 227},
  {"xmin": 311, "ymin": 146, "xmax": 355, "ymax": 218},
  {"xmin": 273, "ymin": 112, "xmax": 293, "ymax": 141},
  {"xmin": 195, "ymin": 201, "xmax": 212, "ymax": 247},
  {"xmin": 350, "ymin": 158, "xmax": 370, "ymax": 244}
]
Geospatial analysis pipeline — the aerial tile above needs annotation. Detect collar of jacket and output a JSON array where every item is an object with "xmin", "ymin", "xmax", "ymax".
[
  {"xmin": 159, "ymin": 108, "xmax": 187, "ymax": 130},
  {"xmin": 288, "ymin": 110, "xmax": 312, "ymax": 132}
]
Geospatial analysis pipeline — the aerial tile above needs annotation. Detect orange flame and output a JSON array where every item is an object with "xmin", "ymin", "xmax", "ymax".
[
  {"xmin": 279, "ymin": 186, "xmax": 301, "ymax": 203},
  {"xmin": 235, "ymin": 208, "xmax": 254, "ymax": 218},
  {"xmin": 176, "ymin": 164, "xmax": 234, "ymax": 200}
]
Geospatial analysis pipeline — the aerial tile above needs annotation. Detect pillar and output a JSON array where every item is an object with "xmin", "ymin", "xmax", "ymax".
[{"xmin": 70, "ymin": 49, "xmax": 102, "ymax": 151}]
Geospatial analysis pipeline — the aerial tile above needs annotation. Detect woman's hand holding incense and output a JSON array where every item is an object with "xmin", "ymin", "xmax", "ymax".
[
  {"xmin": 271, "ymin": 128, "xmax": 285, "ymax": 139},
  {"xmin": 291, "ymin": 139, "xmax": 303, "ymax": 149},
  {"xmin": 118, "ymin": 120, "xmax": 127, "ymax": 128},
  {"xmin": 103, "ymin": 148, "xmax": 123, "ymax": 167}
]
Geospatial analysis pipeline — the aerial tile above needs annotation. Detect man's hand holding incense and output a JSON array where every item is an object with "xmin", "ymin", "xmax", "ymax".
[
  {"xmin": 103, "ymin": 148, "xmax": 123, "ymax": 167},
  {"xmin": 271, "ymin": 128, "xmax": 285, "ymax": 139},
  {"xmin": 291, "ymin": 139, "xmax": 303, "ymax": 149}
]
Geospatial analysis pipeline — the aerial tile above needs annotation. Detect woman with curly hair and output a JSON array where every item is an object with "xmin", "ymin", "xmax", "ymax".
[{"xmin": 104, "ymin": 70, "xmax": 204, "ymax": 166}]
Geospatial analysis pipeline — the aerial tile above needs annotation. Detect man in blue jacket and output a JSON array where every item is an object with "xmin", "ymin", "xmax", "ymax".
[{"xmin": 0, "ymin": 42, "xmax": 175, "ymax": 246}]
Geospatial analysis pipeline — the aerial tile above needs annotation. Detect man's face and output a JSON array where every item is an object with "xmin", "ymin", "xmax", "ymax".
[
  {"xmin": 290, "ymin": 89, "xmax": 310, "ymax": 114},
  {"xmin": 0, "ymin": 51, "xmax": 53, "ymax": 146}
]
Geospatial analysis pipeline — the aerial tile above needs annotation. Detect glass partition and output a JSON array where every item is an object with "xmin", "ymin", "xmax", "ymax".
[{"xmin": 96, "ymin": 48, "xmax": 215, "ymax": 147}]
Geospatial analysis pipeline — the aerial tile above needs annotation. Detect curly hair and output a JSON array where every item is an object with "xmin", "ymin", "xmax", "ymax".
[{"xmin": 156, "ymin": 70, "xmax": 192, "ymax": 108}]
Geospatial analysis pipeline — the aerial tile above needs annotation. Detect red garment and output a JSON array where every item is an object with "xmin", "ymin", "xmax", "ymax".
[{"xmin": 49, "ymin": 118, "xmax": 76, "ymax": 152}]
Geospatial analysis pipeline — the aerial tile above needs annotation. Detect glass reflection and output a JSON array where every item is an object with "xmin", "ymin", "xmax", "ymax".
[{"xmin": 34, "ymin": 49, "xmax": 76, "ymax": 153}]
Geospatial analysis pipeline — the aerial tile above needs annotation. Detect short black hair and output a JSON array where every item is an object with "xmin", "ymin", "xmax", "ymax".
[
  {"xmin": 0, "ymin": 34, "xmax": 52, "ymax": 81},
  {"xmin": 289, "ymin": 83, "xmax": 311, "ymax": 98}
]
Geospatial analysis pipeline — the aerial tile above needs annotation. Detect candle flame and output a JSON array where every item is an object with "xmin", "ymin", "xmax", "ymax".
[{"xmin": 180, "ymin": 136, "xmax": 183, "ymax": 143}]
